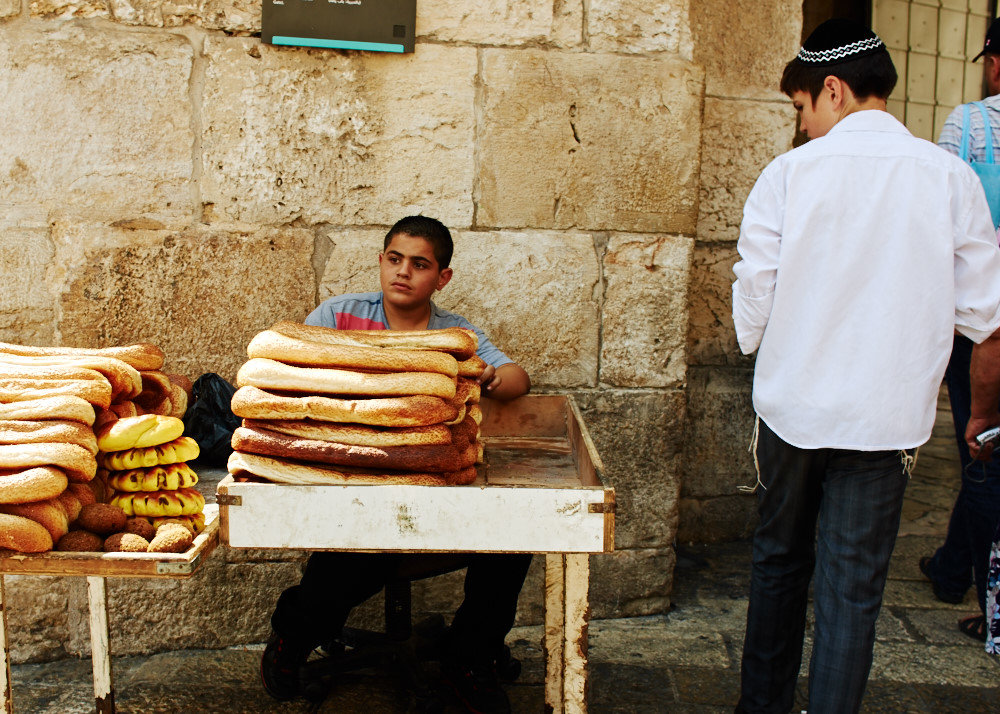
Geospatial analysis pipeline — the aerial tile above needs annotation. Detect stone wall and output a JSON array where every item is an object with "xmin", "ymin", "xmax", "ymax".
[{"xmin": 0, "ymin": 0, "xmax": 799, "ymax": 661}]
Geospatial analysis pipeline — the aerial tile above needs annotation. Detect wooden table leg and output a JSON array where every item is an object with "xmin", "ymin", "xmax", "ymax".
[
  {"xmin": 0, "ymin": 576, "xmax": 11, "ymax": 714},
  {"xmin": 87, "ymin": 576, "xmax": 115, "ymax": 714},
  {"xmin": 544, "ymin": 554, "xmax": 591, "ymax": 714},
  {"xmin": 544, "ymin": 554, "xmax": 566, "ymax": 712}
]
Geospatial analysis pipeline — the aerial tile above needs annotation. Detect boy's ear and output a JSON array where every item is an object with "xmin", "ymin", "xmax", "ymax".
[{"xmin": 436, "ymin": 267, "xmax": 453, "ymax": 291}]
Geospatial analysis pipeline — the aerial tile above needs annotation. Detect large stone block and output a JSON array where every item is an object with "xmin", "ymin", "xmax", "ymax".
[
  {"xmin": 688, "ymin": 242, "xmax": 755, "ymax": 368},
  {"xmin": 107, "ymin": 0, "xmax": 259, "ymax": 32},
  {"xmin": 314, "ymin": 228, "xmax": 601, "ymax": 388},
  {"xmin": 677, "ymin": 495, "xmax": 757, "ymax": 544},
  {"xmin": 572, "ymin": 389, "xmax": 684, "ymax": 550},
  {"xmin": 682, "ymin": 366, "xmax": 756, "ymax": 500},
  {"xmin": 30, "ymin": 0, "xmax": 108, "ymax": 18},
  {"xmin": 697, "ymin": 98, "xmax": 795, "ymax": 244},
  {"xmin": 416, "ymin": 0, "xmax": 553, "ymax": 45},
  {"xmin": 690, "ymin": 0, "xmax": 801, "ymax": 100},
  {"xmin": 0, "ymin": 0, "xmax": 19, "ymax": 18},
  {"xmin": 202, "ymin": 39, "xmax": 476, "ymax": 227},
  {"xmin": 590, "ymin": 548, "xmax": 674, "ymax": 617},
  {"xmin": 588, "ymin": 0, "xmax": 692, "ymax": 57},
  {"xmin": 6, "ymin": 574, "xmax": 72, "ymax": 663},
  {"xmin": 50, "ymin": 222, "xmax": 315, "ymax": 382},
  {"xmin": 0, "ymin": 226, "xmax": 55, "ymax": 345},
  {"xmin": 0, "ymin": 22, "xmax": 192, "ymax": 223},
  {"xmin": 601, "ymin": 233, "xmax": 692, "ymax": 388},
  {"xmin": 478, "ymin": 49, "xmax": 704, "ymax": 233}
]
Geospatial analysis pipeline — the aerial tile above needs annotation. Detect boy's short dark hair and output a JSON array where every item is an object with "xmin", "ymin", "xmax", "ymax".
[
  {"xmin": 780, "ymin": 50, "xmax": 897, "ymax": 102},
  {"xmin": 384, "ymin": 215, "xmax": 454, "ymax": 269}
]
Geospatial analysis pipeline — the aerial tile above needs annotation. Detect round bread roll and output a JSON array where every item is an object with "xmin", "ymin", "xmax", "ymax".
[
  {"xmin": 231, "ymin": 386, "xmax": 460, "ymax": 427},
  {"xmin": 233, "ymin": 426, "xmax": 463, "ymax": 472},
  {"xmin": 228, "ymin": 451, "xmax": 450, "ymax": 486},
  {"xmin": 271, "ymin": 321, "xmax": 478, "ymax": 360},
  {"xmin": 0, "ymin": 513, "xmax": 53, "ymax": 552},
  {"xmin": 96, "ymin": 414, "xmax": 185, "ymax": 452},
  {"xmin": 0, "ymin": 354, "xmax": 141, "ymax": 400},
  {"xmin": 104, "ymin": 532, "xmax": 149, "ymax": 553},
  {"xmin": 124, "ymin": 517, "xmax": 156, "ymax": 541},
  {"xmin": 56, "ymin": 529, "xmax": 103, "ymax": 552},
  {"xmin": 0, "ymin": 499, "xmax": 69, "ymax": 541},
  {"xmin": 0, "ymin": 466, "xmax": 68, "ymax": 505},
  {"xmin": 0, "ymin": 395, "xmax": 95, "ymax": 425},
  {"xmin": 77, "ymin": 503, "xmax": 127, "ymax": 535},
  {"xmin": 147, "ymin": 524, "xmax": 193, "ymax": 553},
  {"xmin": 0, "ymin": 341, "xmax": 164, "ymax": 371},
  {"xmin": 243, "ymin": 419, "xmax": 452, "ymax": 447},
  {"xmin": 237, "ymin": 358, "xmax": 457, "ymax": 400},
  {"xmin": 0, "ymin": 442, "xmax": 96, "ymax": 483},
  {"xmin": 0, "ymin": 419, "xmax": 98, "ymax": 455}
]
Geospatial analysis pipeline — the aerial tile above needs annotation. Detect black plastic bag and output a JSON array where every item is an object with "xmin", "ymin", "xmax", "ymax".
[{"xmin": 183, "ymin": 373, "xmax": 240, "ymax": 467}]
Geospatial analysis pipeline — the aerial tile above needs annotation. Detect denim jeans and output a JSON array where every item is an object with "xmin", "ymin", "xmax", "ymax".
[
  {"xmin": 925, "ymin": 334, "xmax": 1000, "ymax": 613},
  {"xmin": 737, "ymin": 420, "xmax": 909, "ymax": 714}
]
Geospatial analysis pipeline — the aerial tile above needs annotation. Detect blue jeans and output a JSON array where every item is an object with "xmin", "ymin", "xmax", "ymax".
[
  {"xmin": 925, "ymin": 334, "xmax": 1000, "ymax": 613},
  {"xmin": 737, "ymin": 420, "xmax": 909, "ymax": 714}
]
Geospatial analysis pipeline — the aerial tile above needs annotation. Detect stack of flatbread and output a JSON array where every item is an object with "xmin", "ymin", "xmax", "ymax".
[{"xmin": 228, "ymin": 321, "xmax": 487, "ymax": 486}]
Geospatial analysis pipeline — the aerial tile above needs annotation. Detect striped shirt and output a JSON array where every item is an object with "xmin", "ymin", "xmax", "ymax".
[
  {"xmin": 938, "ymin": 94, "xmax": 1000, "ymax": 162},
  {"xmin": 306, "ymin": 292, "xmax": 513, "ymax": 369}
]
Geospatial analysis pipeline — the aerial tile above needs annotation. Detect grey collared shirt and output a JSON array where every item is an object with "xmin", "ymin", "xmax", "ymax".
[{"xmin": 938, "ymin": 94, "xmax": 1000, "ymax": 161}]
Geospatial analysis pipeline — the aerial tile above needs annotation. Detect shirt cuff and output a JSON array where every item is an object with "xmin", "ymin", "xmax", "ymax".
[{"xmin": 732, "ymin": 283, "xmax": 774, "ymax": 354}]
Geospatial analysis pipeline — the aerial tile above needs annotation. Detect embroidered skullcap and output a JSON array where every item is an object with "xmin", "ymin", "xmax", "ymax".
[{"xmin": 796, "ymin": 19, "xmax": 886, "ymax": 66}]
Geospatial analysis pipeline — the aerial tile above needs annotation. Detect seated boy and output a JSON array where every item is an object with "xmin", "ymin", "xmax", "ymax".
[{"xmin": 261, "ymin": 215, "xmax": 532, "ymax": 714}]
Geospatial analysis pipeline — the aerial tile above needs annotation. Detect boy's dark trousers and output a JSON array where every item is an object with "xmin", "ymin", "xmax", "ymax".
[
  {"xmin": 271, "ymin": 551, "xmax": 532, "ymax": 663},
  {"xmin": 925, "ymin": 333, "xmax": 1000, "ymax": 612},
  {"xmin": 737, "ymin": 420, "xmax": 908, "ymax": 714}
]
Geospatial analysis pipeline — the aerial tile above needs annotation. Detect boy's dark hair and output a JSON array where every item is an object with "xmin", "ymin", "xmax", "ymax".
[
  {"xmin": 780, "ymin": 49, "xmax": 897, "ymax": 103},
  {"xmin": 383, "ymin": 215, "xmax": 454, "ymax": 269}
]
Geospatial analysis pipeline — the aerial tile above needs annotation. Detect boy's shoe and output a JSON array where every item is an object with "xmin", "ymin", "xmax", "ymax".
[
  {"xmin": 260, "ymin": 630, "xmax": 312, "ymax": 701},
  {"xmin": 918, "ymin": 556, "xmax": 966, "ymax": 605},
  {"xmin": 441, "ymin": 657, "xmax": 511, "ymax": 714}
]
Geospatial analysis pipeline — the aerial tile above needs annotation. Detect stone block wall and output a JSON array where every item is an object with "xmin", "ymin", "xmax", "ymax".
[{"xmin": 0, "ymin": 0, "xmax": 799, "ymax": 661}]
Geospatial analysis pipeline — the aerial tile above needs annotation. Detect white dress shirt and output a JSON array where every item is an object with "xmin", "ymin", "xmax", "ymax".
[{"xmin": 732, "ymin": 110, "xmax": 1000, "ymax": 450}]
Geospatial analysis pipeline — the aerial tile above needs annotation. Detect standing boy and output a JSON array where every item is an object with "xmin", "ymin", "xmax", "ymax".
[
  {"xmin": 731, "ymin": 19, "xmax": 1000, "ymax": 714},
  {"xmin": 262, "ymin": 215, "xmax": 531, "ymax": 714}
]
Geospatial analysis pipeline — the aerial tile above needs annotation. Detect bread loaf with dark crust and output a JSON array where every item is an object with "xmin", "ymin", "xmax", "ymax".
[
  {"xmin": 237, "ymin": 358, "xmax": 457, "ymax": 399},
  {"xmin": 0, "ymin": 396, "xmax": 96, "ymax": 425},
  {"xmin": 0, "ymin": 341, "xmax": 164, "ymax": 371},
  {"xmin": 0, "ymin": 512, "xmax": 53, "ymax": 552},
  {"xmin": 271, "ymin": 321, "xmax": 478, "ymax": 360},
  {"xmin": 243, "ymin": 418, "xmax": 452, "ymax": 447},
  {"xmin": 0, "ymin": 419, "xmax": 98, "ymax": 455},
  {"xmin": 233, "ymin": 426, "xmax": 463, "ymax": 472},
  {"xmin": 449, "ymin": 414, "xmax": 479, "ymax": 448},
  {"xmin": 248, "ymin": 330, "xmax": 460, "ymax": 378},
  {"xmin": 231, "ymin": 386, "xmax": 460, "ymax": 427},
  {"xmin": 228, "ymin": 451, "xmax": 450, "ymax": 486}
]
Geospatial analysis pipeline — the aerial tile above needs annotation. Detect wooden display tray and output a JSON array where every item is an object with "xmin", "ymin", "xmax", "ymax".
[
  {"xmin": 217, "ymin": 394, "xmax": 614, "ymax": 554},
  {"xmin": 0, "ymin": 504, "xmax": 220, "ymax": 578}
]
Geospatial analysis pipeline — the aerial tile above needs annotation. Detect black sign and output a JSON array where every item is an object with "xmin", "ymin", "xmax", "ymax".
[{"xmin": 262, "ymin": 0, "xmax": 416, "ymax": 53}]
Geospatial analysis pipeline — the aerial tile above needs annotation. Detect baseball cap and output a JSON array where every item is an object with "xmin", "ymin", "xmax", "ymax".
[{"xmin": 973, "ymin": 17, "xmax": 1000, "ymax": 62}]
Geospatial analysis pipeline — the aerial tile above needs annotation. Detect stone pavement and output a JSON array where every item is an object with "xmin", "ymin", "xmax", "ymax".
[{"xmin": 10, "ymin": 390, "xmax": 1000, "ymax": 712}]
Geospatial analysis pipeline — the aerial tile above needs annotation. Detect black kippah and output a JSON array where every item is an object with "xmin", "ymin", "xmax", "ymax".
[{"xmin": 796, "ymin": 19, "xmax": 886, "ymax": 66}]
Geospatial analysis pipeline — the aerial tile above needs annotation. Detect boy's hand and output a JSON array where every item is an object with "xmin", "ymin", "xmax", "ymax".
[{"xmin": 478, "ymin": 364, "xmax": 501, "ymax": 393}]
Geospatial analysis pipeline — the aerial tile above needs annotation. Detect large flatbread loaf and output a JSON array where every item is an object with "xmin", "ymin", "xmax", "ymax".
[
  {"xmin": 271, "ymin": 321, "xmax": 478, "ymax": 360},
  {"xmin": 228, "ymin": 451, "xmax": 450, "ymax": 486},
  {"xmin": 0, "ymin": 442, "xmax": 96, "ymax": 483},
  {"xmin": 0, "ymin": 379, "xmax": 112, "ymax": 409},
  {"xmin": 0, "ymin": 355, "xmax": 141, "ymax": 400},
  {"xmin": 237, "ymin": 358, "xmax": 457, "ymax": 399},
  {"xmin": 233, "ymin": 426, "xmax": 463, "ymax": 472},
  {"xmin": 0, "ymin": 341, "xmax": 164, "ymax": 371},
  {"xmin": 0, "ymin": 420, "xmax": 98, "ymax": 455},
  {"xmin": 0, "ymin": 396, "xmax": 96, "ymax": 425},
  {"xmin": 247, "ymin": 330, "xmax": 459, "ymax": 378},
  {"xmin": 243, "ymin": 418, "xmax": 452, "ymax": 447},
  {"xmin": 231, "ymin": 386, "xmax": 459, "ymax": 427}
]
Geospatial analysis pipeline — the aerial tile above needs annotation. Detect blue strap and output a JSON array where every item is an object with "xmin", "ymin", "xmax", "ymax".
[
  {"xmin": 975, "ymin": 101, "xmax": 995, "ymax": 165},
  {"xmin": 961, "ymin": 103, "xmax": 972, "ymax": 162}
]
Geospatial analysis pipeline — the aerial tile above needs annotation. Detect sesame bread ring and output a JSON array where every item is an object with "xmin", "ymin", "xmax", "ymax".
[
  {"xmin": 0, "ymin": 466, "xmax": 68, "ymax": 504},
  {"xmin": 134, "ymin": 370, "xmax": 174, "ymax": 415},
  {"xmin": 0, "ymin": 498, "xmax": 69, "ymax": 541},
  {"xmin": 227, "ymin": 451, "xmax": 449, "ymax": 486},
  {"xmin": 237, "ymin": 358, "xmax": 457, "ymax": 400},
  {"xmin": 242, "ymin": 419, "xmax": 452, "ymax": 447},
  {"xmin": 0, "ymin": 396, "xmax": 95, "ymax": 425},
  {"xmin": 97, "ymin": 436, "xmax": 200, "ymax": 471},
  {"xmin": 0, "ymin": 379, "xmax": 112, "ymax": 409},
  {"xmin": 0, "ymin": 354, "xmax": 141, "ymax": 400},
  {"xmin": 0, "ymin": 419, "xmax": 98, "ymax": 455},
  {"xmin": 0, "ymin": 443, "xmax": 96, "ymax": 483},
  {"xmin": 0, "ymin": 513, "xmax": 53, "ymax": 552},
  {"xmin": 271, "ymin": 321, "xmax": 478, "ymax": 360},
  {"xmin": 55, "ymin": 489, "xmax": 82, "ymax": 522},
  {"xmin": 247, "ymin": 330, "xmax": 459, "ymax": 378},
  {"xmin": 0, "ymin": 341, "xmax": 164, "ymax": 371},
  {"xmin": 457, "ymin": 355, "xmax": 487, "ymax": 379},
  {"xmin": 231, "ymin": 386, "xmax": 460, "ymax": 427},
  {"xmin": 96, "ymin": 414, "xmax": 185, "ymax": 452}
]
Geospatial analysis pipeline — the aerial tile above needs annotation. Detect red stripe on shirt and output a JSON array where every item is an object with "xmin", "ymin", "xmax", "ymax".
[{"xmin": 335, "ymin": 313, "xmax": 386, "ymax": 331}]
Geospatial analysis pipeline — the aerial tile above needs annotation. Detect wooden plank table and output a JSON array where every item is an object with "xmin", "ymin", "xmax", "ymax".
[
  {"xmin": 0, "ymin": 504, "xmax": 220, "ymax": 714},
  {"xmin": 218, "ymin": 394, "xmax": 613, "ymax": 713}
]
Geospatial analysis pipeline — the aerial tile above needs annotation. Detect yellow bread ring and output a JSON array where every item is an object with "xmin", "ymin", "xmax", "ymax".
[
  {"xmin": 112, "ymin": 488, "xmax": 203, "ymax": 517},
  {"xmin": 98, "ymin": 436, "xmax": 200, "ymax": 470},
  {"xmin": 96, "ymin": 415, "xmax": 184, "ymax": 452},
  {"xmin": 0, "ymin": 466, "xmax": 68, "ymax": 505},
  {"xmin": 106, "ymin": 463, "xmax": 198, "ymax": 493}
]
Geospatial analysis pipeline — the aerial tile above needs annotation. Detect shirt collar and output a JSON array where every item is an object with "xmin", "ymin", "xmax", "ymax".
[{"xmin": 826, "ymin": 109, "xmax": 909, "ymax": 136}]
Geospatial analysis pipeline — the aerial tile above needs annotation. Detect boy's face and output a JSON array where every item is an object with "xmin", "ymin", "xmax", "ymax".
[
  {"xmin": 790, "ymin": 88, "xmax": 839, "ymax": 139},
  {"xmin": 379, "ymin": 233, "xmax": 453, "ymax": 311}
]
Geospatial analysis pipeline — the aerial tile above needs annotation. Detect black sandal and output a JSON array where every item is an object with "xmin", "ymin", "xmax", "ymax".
[{"xmin": 958, "ymin": 614, "xmax": 987, "ymax": 642}]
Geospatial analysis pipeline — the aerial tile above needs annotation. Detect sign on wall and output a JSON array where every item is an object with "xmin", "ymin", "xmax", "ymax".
[{"xmin": 262, "ymin": 0, "xmax": 417, "ymax": 53}]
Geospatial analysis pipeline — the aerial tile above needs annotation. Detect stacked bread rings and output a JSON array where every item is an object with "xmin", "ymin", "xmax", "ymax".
[{"xmin": 228, "ymin": 321, "xmax": 487, "ymax": 486}]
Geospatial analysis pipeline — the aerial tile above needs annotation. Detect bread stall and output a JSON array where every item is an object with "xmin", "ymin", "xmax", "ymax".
[
  {"xmin": 0, "ymin": 341, "xmax": 218, "ymax": 714},
  {"xmin": 217, "ymin": 323, "xmax": 614, "ymax": 713}
]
